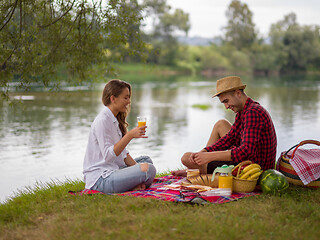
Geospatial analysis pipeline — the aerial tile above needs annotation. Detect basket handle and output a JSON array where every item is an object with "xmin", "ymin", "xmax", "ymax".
[
  {"xmin": 286, "ymin": 140, "xmax": 320, "ymax": 159},
  {"xmin": 233, "ymin": 160, "xmax": 252, "ymax": 178}
]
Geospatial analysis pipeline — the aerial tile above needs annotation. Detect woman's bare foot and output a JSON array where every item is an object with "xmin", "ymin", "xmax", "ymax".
[
  {"xmin": 171, "ymin": 169, "xmax": 187, "ymax": 177},
  {"xmin": 131, "ymin": 184, "xmax": 146, "ymax": 191}
]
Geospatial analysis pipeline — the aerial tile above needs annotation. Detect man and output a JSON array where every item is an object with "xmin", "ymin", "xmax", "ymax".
[{"xmin": 172, "ymin": 76, "xmax": 277, "ymax": 176}]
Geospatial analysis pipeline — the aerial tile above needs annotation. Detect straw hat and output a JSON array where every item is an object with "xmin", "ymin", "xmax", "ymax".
[{"xmin": 212, "ymin": 76, "xmax": 246, "ymax": 97}]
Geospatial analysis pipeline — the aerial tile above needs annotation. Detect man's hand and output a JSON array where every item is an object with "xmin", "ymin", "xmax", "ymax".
[
  {"xmin": 189, "ymin": 152, "xmax": 196, "ymax": 164},
  {"xmin": 193, "ymin": 152, "xmax": 213, "ymax": 166}
]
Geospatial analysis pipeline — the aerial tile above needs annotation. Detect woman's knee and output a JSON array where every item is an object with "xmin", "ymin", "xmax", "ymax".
[
  {"xmin": 139, "ymin": 163, "xmax": 156, "ymax": 174},
  {"xmin": 140, "ymin": 162, "xmax": 149, "ymax": 172},
  {"xmin": 143, "ymin": 163, "xmax": 156, "ymax": 187},
  {"xmin": 141, "ymin": 163, "xmax": 156, "ymax": 184},
  {"xmin": 149, "ymin": 163, "xmax": 156, "ymax": 177}
]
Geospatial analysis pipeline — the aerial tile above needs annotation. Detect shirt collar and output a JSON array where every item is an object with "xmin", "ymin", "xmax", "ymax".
[
  {"xmin": 105, "ymin": 106, "xmax": 118, "ymax": 123},
  {"xmin": 242, "ymin": 97, "xmax": 254, "ymax": 112}
]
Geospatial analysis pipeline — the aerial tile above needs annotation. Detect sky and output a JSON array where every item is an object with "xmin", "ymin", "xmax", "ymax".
[{"xmin": 162, "ymin": 0, "xmax": 320, "ymax": 38}]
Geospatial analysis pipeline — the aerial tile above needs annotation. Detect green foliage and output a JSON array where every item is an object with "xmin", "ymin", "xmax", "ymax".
[
  {"xmin": 228, "ymin": 50, "xmax": 251, "ymax": 72},
  {"xmin": 191, "ymin": 104, "xmax": 211, "ymax": 110},
  {"xmin": 269, "ymin": 13, "xmax": 320, "ymax": 72},
  {"xmin": 0, "ymin": 0, "xmax": 146, "ymax": 99},
  {"xmin": 176, "ymin": 45, "xmax": 202, "ymax": 74},
  {"xmin": 250, "ymin": 43, "xmax": 280, "ymax": 74},
  {"xmin": 176, "ymin": 45, "xmax": 231, "ymax": 74},
  {"xmin": 199, "ymin": 46, "xmax": 230, "ymax": 71}
]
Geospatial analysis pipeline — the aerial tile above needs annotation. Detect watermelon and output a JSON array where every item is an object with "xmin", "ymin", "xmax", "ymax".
[{"xmin": 259, "ymin": 169, "xmax": 289, "ymax": 194}]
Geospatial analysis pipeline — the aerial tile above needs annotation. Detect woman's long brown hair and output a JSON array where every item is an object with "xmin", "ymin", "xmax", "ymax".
[{"xmin": 102, "ymin": 79, "xmax": 131, "ymax": 137}]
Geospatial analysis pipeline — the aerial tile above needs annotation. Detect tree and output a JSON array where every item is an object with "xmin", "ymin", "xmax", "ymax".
[
  {"xmin": 250, "ymin": 43, "xmax": 279, "ymax": 75},
  {"xmin": 269, "ymin": 13, "xmax": 320, "ymax": 72},
  {"xmin": 223, "ymin": 0, "xmax": 257, "ymax": 50},
  {"xmin": 0, "ymin": 0, "xmax": 146, "ymax": 100},
  {"xmin": 142, "ymin": 0, "xmax": 190, "ymax": 66},
  {"xmin": 269, "ymin": 12, "xmax": 298, "ymax": 55}
]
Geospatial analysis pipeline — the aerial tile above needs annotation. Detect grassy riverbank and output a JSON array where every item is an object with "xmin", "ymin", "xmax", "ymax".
[
  {"xmin": 1, "ymin": 174, "xmax": 319, "ymax": 240},
  {"xmin": 113, "ymin": 63, "xmax": 190, "ymax": 75},
  {"xmin": 96, "ymin": 62, "xmax": 320, "ymax": 81},
  {"xmin": 90, "ymin": 62, "xmax": 191, "ymax": 79}
]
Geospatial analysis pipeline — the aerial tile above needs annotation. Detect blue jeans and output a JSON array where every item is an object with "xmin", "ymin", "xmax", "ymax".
[{"xmin": 91, "ymin": 156, "xmax": 156, "ymax": 193}]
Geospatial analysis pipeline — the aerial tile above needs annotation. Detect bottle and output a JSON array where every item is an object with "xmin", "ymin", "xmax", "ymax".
[
  {"xmin": 218, "ymin": 172, "xmax": 233, "ymax": 191},
  {"xmin": 212, "ymin": 165, "xmax": 234, "ymax": 193}
]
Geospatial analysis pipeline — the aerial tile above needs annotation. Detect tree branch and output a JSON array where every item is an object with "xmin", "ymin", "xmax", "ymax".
[
  {"xmin": 39, "ymin": 0, "xmax": 76, "ymax": 28},
  {"xmin": 0, "ymin": 0, "xmax": 19, "ymax": 32},
  {"xmin": 49, "ymin": 12, "xmax": 81, "ymax": 57},
  {"xmin": 19, "ymin": 0, "xmax": 22, "ymax": 37},
  {"xmin": 1, "ymin": 41, "xmax": 19, "ymax": 71}
]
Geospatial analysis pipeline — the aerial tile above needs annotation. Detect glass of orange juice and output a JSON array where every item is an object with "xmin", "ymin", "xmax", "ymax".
[{"xmin": 137, "ymin": 116, "xmax": 147, "ymax": 128}]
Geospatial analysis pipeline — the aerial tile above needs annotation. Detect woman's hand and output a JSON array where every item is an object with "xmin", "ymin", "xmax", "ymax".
[
  {"xmin": 124, "ymin": 154, "xmax": 137, "ymax": 166},
  {"xmin": 114, "ymin": 127, "xmax": 147, "ymax": 156},
  {"xmin": 128, "ymin": 126, "xmax": 148, "ymax": 138}
]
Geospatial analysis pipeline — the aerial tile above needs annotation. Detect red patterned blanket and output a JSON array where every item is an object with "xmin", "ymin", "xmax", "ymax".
[{"xmin": 69, "ymin": 175, "xmax": 260, "ymax": 204}]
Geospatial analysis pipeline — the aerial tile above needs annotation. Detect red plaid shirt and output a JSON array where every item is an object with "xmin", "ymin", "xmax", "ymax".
[{"xmin": 205, "ymin": 98, "xmax": 277, "ymax": 170}]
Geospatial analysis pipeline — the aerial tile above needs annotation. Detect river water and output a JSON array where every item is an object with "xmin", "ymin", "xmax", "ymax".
[{"xmin": 1, "ymin": 75, "xmax": 320, "ymax": 203}]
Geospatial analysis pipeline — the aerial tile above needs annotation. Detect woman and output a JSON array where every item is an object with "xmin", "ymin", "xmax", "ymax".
[{"xmin": 83, "ymin": 79, "xmax": 156, "ymax": 193}]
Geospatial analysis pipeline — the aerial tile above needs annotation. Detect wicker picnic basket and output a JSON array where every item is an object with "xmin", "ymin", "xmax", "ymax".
[
  {"xmin": 276, "ymin": 140, "xmax": 320, "ymax": 188},
  {"xmin": 233, "ymin": 161, "xmax": 258, "ymax": 193}
]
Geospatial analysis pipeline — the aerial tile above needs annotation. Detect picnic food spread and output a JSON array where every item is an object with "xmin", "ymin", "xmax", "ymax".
[
  {"xmin": 169, "ymin": 161, "xmax": 292, "ymax": 197},
  {"xmin": 180, "ymin": 162, "xmax": 264, "ymax": 196}
]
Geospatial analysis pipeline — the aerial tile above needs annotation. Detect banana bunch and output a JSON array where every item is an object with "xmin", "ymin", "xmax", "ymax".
[{"xmin": 238, "ymin": 163, "xmax": 263, "ymax": 180}]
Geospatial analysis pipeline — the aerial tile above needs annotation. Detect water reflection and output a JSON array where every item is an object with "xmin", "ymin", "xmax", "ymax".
[{"xmin": 0, "ymin": 75, "xmax": 320, "ymax": 203}]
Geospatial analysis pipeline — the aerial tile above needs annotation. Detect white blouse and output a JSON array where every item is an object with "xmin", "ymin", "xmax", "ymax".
[{"xmin": 83, "ymin": 106, "xmax": 129, "ymax": 189}]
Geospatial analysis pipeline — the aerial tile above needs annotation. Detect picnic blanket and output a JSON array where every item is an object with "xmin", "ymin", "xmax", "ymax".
[
  {"xmin": 69, "ymin": 175, "xmax": 260, "ymax": 204},
  {"xmin": 286, "ymin": 148, "xmax": 320, "ymax": 185}
]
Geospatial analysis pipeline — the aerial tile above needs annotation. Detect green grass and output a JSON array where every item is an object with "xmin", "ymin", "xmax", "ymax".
[
  {"xmin": 90, "ymin": 62, "xmax": 190, "ymax": 78},
  {"xmin": 0, "ymin": 174, "xmax": 319, "ymax": 240},
  {"xmin": 83, "ymin": 62, "xmax": 193, "ymax": 84},
  {"xmin": 113, "ymin": 62, "xmax": 189, "ymax": 74}
]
